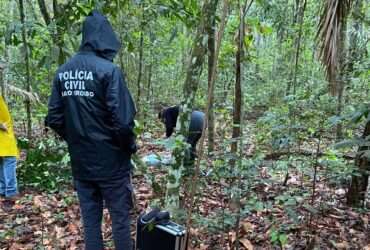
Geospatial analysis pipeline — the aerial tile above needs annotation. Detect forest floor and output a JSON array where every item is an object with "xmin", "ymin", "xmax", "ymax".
[{"xmin": 1, "ymin": 136, "xmax": 370, "ymax": 250}]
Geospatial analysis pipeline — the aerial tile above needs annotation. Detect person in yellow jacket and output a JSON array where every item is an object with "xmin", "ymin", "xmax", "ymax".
[{"xmin": 0, "ymin": 95, "xmax": 19, "ymax": 200}]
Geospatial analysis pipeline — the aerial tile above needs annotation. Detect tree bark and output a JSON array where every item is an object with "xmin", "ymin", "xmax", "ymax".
[
  {"xmin": 147, "ymin": 60, "xmax": 153, "ymax": 104},
  {"xmin": 286, "ymin": 0, "xmax": 306, "ymax": 95},
  {"xmin": 184, "ymin": 0, "xmax": 230, "ymax": 239},
  {"xmin": 166, "ymin": 0, "xmax": 219, "ymax": 213},
  {"xmin": 37, "ymin": 0, "xmax": 65, "ymax": 65},
  {"xmin": 178, "ymin": 0, "xmax": 219, "ymax": 136},
  {"xmin": 231, "ymin": 1, "xmax": 254, "ymax": 249},
  {"xmin": 347, "ymin": 120, "xmax": 370, "ymax": 207},
  {"xmin": 207, "ymin": 0, "xmax": 219, "ymax": 156},
  {"xmin": 136, "ymin": 4, "xmax": 145, "ymax": 114},
  {"xmin": 18, "ymin": 0, "xmax": 32, "ymax": 140},
  {"xmin": 335, "ymin": 13, "xmax": 349, "ymax": 140},
  {"xmin": 143, "ymin": 56, "xmax": 153, "ymax": 129},
  {"xmin": 233, "ymin": 2, "xmax": 246, "ymax": 249},
  {"xmin": 346, "ymin": 0, "xmax": 367, "ymax": 207},
  {"xmin": 230, "ymin": 0, "xmax": 248, "ymax": 164},
  {"xmin": 347, "ymin": 0, "xmax": 363, "ymax": 73},
  {"xmin": 292, "ymin": 0, "xmax": 306, "ymax": 95},
  {"xmin": 52, "ymin": 0, "xmax": 65, "ymax": 65},
  {"xmin": 37, "ymin": 0, "xmax": 50, "ymax": 25}
]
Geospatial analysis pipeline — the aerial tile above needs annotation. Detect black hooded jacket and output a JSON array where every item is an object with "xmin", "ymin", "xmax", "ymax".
[{"xmin": 46, "ymin": 11, "xmax": 136, "ymax": 181}]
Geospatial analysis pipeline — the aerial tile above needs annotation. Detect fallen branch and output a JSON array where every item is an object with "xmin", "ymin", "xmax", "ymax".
[{"xmin": 259, "ymin": 150, "xmax": 355, "ymax": 161}]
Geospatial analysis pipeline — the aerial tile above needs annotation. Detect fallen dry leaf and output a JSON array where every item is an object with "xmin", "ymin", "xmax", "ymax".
[
  {"xmin": 240, "ymin": 238, "xmax": 253, "ymax": 250},
  {"xmin": 241, "ymin": 221, "xmax": 254, "ymax": 233},
  {"xmin": 68, "ymin": 223, "xmax": 79, "ymax": 235},
  {"xmin": 33, "ymin": 195, "xmax": 43, "ymax": 207},
  {"xmin": 334, "ymin": 241, "xmax": 350, "ymax": 250}
]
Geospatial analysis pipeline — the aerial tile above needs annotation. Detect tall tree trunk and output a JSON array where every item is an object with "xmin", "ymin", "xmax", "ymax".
[
  {"xmin": 283, "ymin": 0, "xmax": 307, "ymax": 184},
  {"xmin": 292, "ymin": 0, "xmax": 307, "ymax": 95},
  {"xmin": 165, "ymin": 0, "xmax": 219, "ymax": 213},
  {"xmin": 52, "ymin": 0, "xmax": 65, "ymax": 65},
  {"xmin": 335, "ymin": 16, "xmax": 348, "ymax": 141},
  {"xmin": 207, "ymin": 0, "xmax": 219, "ymax": 156},
  {"xmin": 117, "ymin": 1, "xmax": 128, "ymax": 75},
  {"xmin": 37, "ymin": 0, "xmax": 51, "ymax": 25},
  {"xmin": 136, "ymin": 4, "xmax": 145, "ymax": 114},
  {"xmin": 143, "ymin": 56, "xmax": 153, "ymax": 129},
  {"xmin": 347, "ymin": 0, "xmax": 363, "ymax": 73},
  {"xmin": 286, "ymin": 0, "xmax": 305, "ymax": 95},
  {"xmin": 229, "ymin": 1, "xmax": 255, "ymax": 249},
  {"xmin": 346, "ymin": 0, "xmax": 367, "ymax": 207},
  {"xmin": 230, "ymin": 0, "xmax": 247, "ymax": 164},
  {"xmin": 347, "ymin": 120, "xmax": 370, "ymax": 207},
  {"xmin": 37, "ymin": 0, "xmax": 65, "ymax": 65},
  {"xmin": 147, "ymin": 62, "xmax": 152, "ymax": 101},
  {"xmin": 233, "ymin": 0, "xmax": 249, "ymax": 248},
  {"xmin": 18, "ymin": 0, "xmax": 32, "ymax": 140},
  {"xmin": 185, "ymin": 0, "xmax": 230, "ymax": 238}
]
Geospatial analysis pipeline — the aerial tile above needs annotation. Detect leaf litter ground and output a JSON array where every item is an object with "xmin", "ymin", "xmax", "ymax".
[{"xmin": 0, "ymin": 138, "xmax": 369, "ymax": 250}]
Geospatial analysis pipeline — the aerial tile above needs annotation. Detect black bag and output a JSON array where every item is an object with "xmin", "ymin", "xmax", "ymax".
[{"xmin": 136, "ymin": 209, "xmax": 188, "ymax": 250}]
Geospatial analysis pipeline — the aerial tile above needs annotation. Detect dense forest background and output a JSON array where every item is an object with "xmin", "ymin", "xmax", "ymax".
[{"xmin": 0, "ymin": 0, "xmax": 369, "ymax": 249}]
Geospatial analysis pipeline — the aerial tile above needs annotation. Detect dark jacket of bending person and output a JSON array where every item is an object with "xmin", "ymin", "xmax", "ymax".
[{"xmin": 159, "ymin": 106, "xmax": 205, "ymax": 158}]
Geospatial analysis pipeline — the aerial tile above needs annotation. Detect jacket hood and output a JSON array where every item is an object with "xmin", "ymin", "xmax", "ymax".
[{"xmin": 80, "ymin": 10, "xmax": 121, "ymax": 61}]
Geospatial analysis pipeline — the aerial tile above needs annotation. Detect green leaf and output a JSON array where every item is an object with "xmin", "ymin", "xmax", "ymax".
[
  {"xmin": 270, "ymin": 230, "xmax": 278, "ymax": 242},
  {"xmin": 303, "ymin": 204, "xmax": 318, "ymax": 214},
  {"xmin": 279, "ymin": 234, "xmax": 288, "ymax": 245}
]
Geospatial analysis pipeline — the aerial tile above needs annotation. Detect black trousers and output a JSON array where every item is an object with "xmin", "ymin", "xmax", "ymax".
[
  {"xmin": 186, "ymin": 110, "xmax": 205, "ymax": 160},
  {"xmin": 74, "ymin": 175, "xmax": 134, "ymax": 250}
]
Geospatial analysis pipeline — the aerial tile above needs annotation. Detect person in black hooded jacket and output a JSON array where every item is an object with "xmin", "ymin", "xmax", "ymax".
[{"xmin": 46, "ymin": 11, "xmax": 135, "ymax": 250}]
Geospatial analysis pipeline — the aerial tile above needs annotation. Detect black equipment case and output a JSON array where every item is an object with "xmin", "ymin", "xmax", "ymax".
[{"xmin": 136, "ymin": 212, "xmax": 187, "ymax": 250}]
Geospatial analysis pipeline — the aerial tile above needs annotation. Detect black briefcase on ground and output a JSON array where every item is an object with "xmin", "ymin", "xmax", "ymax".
[{"xmin": 136, "ymin": 210, "xmax": 188, "ymax": 250}]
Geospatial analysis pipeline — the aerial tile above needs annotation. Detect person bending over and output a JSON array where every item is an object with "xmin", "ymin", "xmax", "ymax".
[{"xmin": 158, "ymin": 106, "xmax": 205, "ymax": 159}]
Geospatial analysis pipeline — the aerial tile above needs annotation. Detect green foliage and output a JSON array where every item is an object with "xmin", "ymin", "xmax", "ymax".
[{"xmin": 18, "ymin": 137, "xmax": 71, "ymax": 191}]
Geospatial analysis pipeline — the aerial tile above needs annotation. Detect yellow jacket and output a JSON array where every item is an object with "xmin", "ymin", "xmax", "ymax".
[{"xmin": 0, "ymin": 96, "xmax": 19, "ymax": 157}]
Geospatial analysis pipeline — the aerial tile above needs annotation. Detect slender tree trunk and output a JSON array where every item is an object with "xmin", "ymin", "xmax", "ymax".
[
  {"xmin": 143, "ymin": 56, "xmax": 153, "ymax": 128},
  {"xmin": 117, "ymin": 1, "xmax": 128, "ymax": 75},
  {"xmin": 38, "ymin": 0, "xmax": 62, "ymax": 67},
  {"xmin": 147, "ymin": 60, "xmax": 152, "ymax": 103},
  {"xmin": 233, "ymin": 1, "xmax": 246, "ymax": 248},
  {"xmin": 347, "ymin": 120, "xmax": 370, "ymax": 207},
  {"xmin": 18, "ymin": 0, "xmax": 32, "ymax": 140},
  {"xmin": 37, "ymin": 0, "xmax": 51, "ymax": 25},
  {"xmin": 165, "ymin": 0, "xmax": 219, "ymax": 213},
  {"xmin": 283, "ymin": 0, "xmax": 307, "ymax": 184},
  {"xmin": 346, "ymin": 0, "xmax": 367, "ymax": 207},
  {"xmin": 335, "ymin": 17, "xmax": 348, "ymax": 140},
  {"xmin": 184, "ymin": 0, "xmax": 230, "ymax": 240},
  {"xmin": 207, "ymin": 0, "xmax": 219, "ymax": 156},
  {"xmin": 292, "ymin": 0, "xmax": 306, "ymax": 95},
  {"xmin": 136, "ymin": 4, "xmax": 145, "ymax": 114},
  {"xmin": 52, "ymin": 0, "xmax": 65, "ymax": 65},
  {"xmin": 286, "ymin": 0, "xmax": 305, "ymax": 95},
  {"xmin": 231, "ymin": 1, "xmax": 254, "ymax": 249},
  {"xmin": 347, "ymin": 0, "xmax": 363, "ymax": 73},
  {"xmin": 179, "ymin": 0, "xmax": 220, "ymax": 136},
  {"xmin": 230, "ymin": 0, "xmax": 246, "ymax": 164}
]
